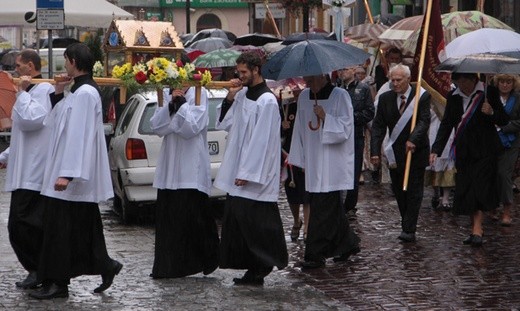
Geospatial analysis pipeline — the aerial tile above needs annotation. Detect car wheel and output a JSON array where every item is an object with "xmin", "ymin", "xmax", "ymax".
[{"xmin": 116, "ymin": 175, "xmax": 138, "ymax": 225}]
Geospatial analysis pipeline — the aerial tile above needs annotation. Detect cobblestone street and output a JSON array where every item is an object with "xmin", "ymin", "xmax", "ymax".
[{"xmin": 2, "ymin": 168, "xmax": 520, "ymax": 310}]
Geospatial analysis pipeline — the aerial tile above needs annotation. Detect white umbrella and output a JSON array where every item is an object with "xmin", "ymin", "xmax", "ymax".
[
  {"xmin": 446, "ymin": 29, "xmax": 520, "ymax": 58},
  {"xmin": 0, "ymin": 0, "xmax": 134, "ymax": 28}
]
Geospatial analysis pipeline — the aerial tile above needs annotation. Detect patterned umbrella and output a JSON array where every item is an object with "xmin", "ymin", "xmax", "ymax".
[
  {"xmin": 193, "ymin": 49, "xmax": 242, "ymax": 68},
  {"xmin": 344, "ymin": 23, "xmax": 389, "ymax": 48},
  {"xmin": 379, "ymin": 10, "xmax": 514, "ymax": 56}
]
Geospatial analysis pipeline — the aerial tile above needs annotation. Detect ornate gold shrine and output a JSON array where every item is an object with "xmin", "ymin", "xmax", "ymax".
[{"xmin": 102, "ymin": 19, "xmax": 184, "ymax": 76}]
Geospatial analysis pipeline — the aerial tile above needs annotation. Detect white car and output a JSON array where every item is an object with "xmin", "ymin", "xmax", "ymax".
[{"xmin": 108, "ymin": 88, "xmax": 228, "ymax": 223}]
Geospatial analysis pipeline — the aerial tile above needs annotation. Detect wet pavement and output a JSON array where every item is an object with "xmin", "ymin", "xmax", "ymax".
[{"xmin": 2, "ymin": 168, "xmax": 520, "ymax": 310}]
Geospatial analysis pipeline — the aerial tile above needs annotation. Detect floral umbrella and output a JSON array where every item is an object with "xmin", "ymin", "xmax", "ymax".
[
  {"xmin": 378, "ymin": 10, "xmax": 514, "ymax": 56},
  {"xmin": 192, "ymin": 49, "xmax": 242, "ymax": 68}
]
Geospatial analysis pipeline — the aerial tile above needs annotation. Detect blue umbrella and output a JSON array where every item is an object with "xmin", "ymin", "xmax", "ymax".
[{"xmin": 262, "ymin": 40, "xmax": 371, "ymax": 80}]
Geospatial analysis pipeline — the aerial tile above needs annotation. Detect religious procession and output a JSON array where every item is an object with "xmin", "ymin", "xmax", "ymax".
[{"xmin": 1, "ymin": 0, "xmax": 520, "ymax": 309}]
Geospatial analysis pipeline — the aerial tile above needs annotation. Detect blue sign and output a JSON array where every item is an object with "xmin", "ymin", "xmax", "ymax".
[{"xmin": 37, "ymin": 0, "xmax": 64, "ymax": 9}]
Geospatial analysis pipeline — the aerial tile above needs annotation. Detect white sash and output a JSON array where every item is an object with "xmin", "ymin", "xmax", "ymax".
[{"xmin": 384, "ymin": 88, "xmax": 426, "ymax": 168}]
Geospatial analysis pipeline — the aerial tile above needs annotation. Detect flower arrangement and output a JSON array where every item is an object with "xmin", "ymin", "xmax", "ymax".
[
  {"xmin": 92, "ymin": 61, "xmax": 104, "ymax": 77},
  {"xmin": 111, "ymin": 57, "xmax": 212, "ymax": 93},
  {"xmin": 279, "ymin": 0, "xmax": 323, "ymax": 16}
]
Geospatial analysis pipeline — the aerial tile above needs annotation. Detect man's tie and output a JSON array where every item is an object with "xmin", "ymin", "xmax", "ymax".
[{"xmin": 399, "ymin": 95, "xmax": 407, "ymax": 115}]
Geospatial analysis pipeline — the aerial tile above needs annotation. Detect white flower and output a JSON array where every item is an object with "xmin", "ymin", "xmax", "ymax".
[
  {"xmin": 165, "ymin": 64, "xmax": 179, "ymax": 79},
  {"xmin": 332, "ymin": 0, "xmax": 345, "ymax": 7},
  {"xmin": 92, "ymin": 61, "xmax": 104, "ymax": 77}
]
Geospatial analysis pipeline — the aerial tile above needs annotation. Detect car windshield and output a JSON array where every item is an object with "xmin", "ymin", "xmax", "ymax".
[{"xmin": 138, "ymin": 96, "xmax": 224, "ymax": 135}]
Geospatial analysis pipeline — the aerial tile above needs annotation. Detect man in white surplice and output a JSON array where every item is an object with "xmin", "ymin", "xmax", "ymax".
[
  {"xmin": 0, "ymin": 49, "xmax": 53, "ymax": 289},
  {"xmin": 149, "ymin": 87, "xmax": 219, "ymax": 278},
  {"xmin": 288, "ymin": 74, "xmax": 360, "ymax": 269},
  {"xmin": 214, "ymin": 52, "xmax": 287, "ymax": 286},
  {"xmin": 30, "ymin": 43, "xmax": 121, "ymax": 300}
]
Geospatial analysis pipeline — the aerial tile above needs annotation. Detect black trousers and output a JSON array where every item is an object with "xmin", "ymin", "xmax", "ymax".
[
  {"xmin": 389, "ymin": 166, "xmax": 425, "ymax": 233},
  {"xmin": 38, "ymin": 196, "xmax": 113, "ymax": 286},
  {"xmin": 344, "ymin": 134, "xmax": 364, "ymax": 212},
  {"xmin": 8, "ymin": 189, "xmax": 44, "ymax": 272},
  {"xmin": 306, "ymin": 191, "xmax": 360, "ymax": 262}
]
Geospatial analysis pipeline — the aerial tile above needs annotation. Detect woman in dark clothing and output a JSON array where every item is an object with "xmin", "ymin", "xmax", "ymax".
[
  {"xmin": 430, "ymin": 73, "xmax": 509, "ymax": 247},
  {"xmin": 493, "ymin": 74, "xmax": 520, "ymax": 226}
]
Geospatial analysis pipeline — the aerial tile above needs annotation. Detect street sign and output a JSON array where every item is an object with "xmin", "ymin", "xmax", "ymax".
[
  {"xmin": 37, "ymin": 9, "xmax": 65, "ymax": 30},
  {"xmin": 254, "ymin": 3, "xmax": 285, "ymax": 19},
  {"xmin": 37, "ymin": 0, "xmax": 64, "ymax": 9}
]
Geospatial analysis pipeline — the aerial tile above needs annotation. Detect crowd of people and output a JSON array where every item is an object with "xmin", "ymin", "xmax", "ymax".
[{"xmin": 3, "ymin": 45, "xmax": 520, "ymax": 299}]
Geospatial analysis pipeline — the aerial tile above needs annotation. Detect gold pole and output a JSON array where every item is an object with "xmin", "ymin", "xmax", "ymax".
[
  {"xmin": 363, "ymin": 0, "xmax": 374, "ymax": 24},
  {"xmin": 402, "ymin": 0, "xmax": 433, "ymax": 191},
  {"xmin": 264, "ymin": 0, "xmax": 282, "ymax": 38}
]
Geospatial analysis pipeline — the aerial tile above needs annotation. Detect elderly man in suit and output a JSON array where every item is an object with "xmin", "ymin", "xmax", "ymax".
[{"xmin": 370, "ymin": 64, "xmax": 431, "ymax": 242}]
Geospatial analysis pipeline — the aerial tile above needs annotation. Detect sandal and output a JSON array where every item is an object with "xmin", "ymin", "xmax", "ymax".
[{"xmin": 290, "ymin": 220, "xmax": 303, "ymax": 241}]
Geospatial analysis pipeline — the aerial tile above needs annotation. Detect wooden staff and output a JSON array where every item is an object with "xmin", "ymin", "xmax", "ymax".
[
  {"xmin": 402, "ymin": 0, "xmax": 432, "ymax": 191},
  {"xmin": 12, "ymin": 78, "xmax": 232, "ymax": 106},
  {"xmin": 363, "ymin": 0, "xmax": 374, "ymax": 24}
]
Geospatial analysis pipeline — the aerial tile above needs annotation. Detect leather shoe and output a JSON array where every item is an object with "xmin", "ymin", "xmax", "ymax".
[
  {"xmin": 16, "ymin": 271, "xmax": 40, "ymax": 289},
  {"xmin": 471, "ymin": 235, "xmax": 483, "ymax": 247},
  {"xmin": 233, "ymin": 271, "xmax": 264, "ymax": 286},
  {"xmin": 398, "ymin": 232, "xmax": 416, "ymax": 242},
  {"xmin": 463, "ymin": 234, "xmax": 475, "ymax": 245},
  {"xmin": 29, "ymin": 283, "xmax": 68, "ymax": 300},
  {"xmin": 94, "ymin": 259, "xmax": 123, "ymax": 293},
  {"xmin": 333, "ymin": 247, "xmax": 361, "ymax": 262}
]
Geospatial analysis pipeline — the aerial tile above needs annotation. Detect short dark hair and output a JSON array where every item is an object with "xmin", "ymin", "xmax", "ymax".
[
  {"xmin": 451, "ymin": 72, "xmax": 478, "ymax": 82},
  {"xmin": 64, "ymin": 43, "xmax": 94, "ymax": 75},
  {"xmin": 236, "ymin": 51, "xmax": 262, "ymax": 73},
  {"xmin": 18, "ymin": 49, "xmax": 42, "ymax": 71},
  {"xmin": 386, "ymin": 47, "xmax": 402, "ymax": 57}
]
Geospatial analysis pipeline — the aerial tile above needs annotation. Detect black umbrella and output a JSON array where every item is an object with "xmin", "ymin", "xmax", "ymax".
[
  {"xmin": 188, "ymin": 37, "xmax": 233, "ymax": 53},
  {"xmin": 281, "ymin": 32, "xmax": 335, "ymax": 45},
  {"xmin": 375, "ymin": 14, "xmax": 403, "ymax": 26},
  {"xmin": 179, "ymin": 33, "xmax": 194, "ymax": 45},
  {"xmin": 185, "ymin": 28, "xmax": 237, "ymax": 47},
  {"xmin": 234, "ymin": 33, "xmax": 282, "ymax": 46},
  {"xmin": 262, "ymin": 40, "xmax": 371, "ymax": 80}
]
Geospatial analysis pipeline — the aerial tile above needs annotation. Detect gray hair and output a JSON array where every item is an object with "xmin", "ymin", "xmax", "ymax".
[{"xmin": 389, "ymin": 63, "xmax": 411, "ymax": 78}]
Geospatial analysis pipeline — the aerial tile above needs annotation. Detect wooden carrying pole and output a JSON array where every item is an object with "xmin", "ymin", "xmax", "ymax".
[
  {"xmin": 363, "ymin": 0, "xmax": 374, "ymax": 24},
  {"xmin": 402, "ymin": 0, "xmax": 433, "ymax": 191},
  {"xmin": 12, "ymin": 78, "xmax": 232, "ymax": 106}
]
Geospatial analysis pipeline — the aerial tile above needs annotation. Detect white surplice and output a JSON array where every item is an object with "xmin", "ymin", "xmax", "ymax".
[
  {"xmin": 288, "ymin": 87, "xmax": 355, "ymax": 192},
  {"xmin": 0, "ymin": 83, "xmax": 54, "ymax": 192},
  {"xmin": 150, "ymin": 87, "xmax": 211, "ymax": 194},
  {"xmin": 214, "ymin": 88, "xmax": 281, "ymax": 202},
  {"xmin": 41, "ymin": 84, "xmax": 113, "ymax": 202}
]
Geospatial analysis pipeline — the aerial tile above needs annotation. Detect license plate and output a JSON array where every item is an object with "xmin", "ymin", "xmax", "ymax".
[{"xmin": 208, "ymin": 141, "xmax": 219, "ymax": 155}]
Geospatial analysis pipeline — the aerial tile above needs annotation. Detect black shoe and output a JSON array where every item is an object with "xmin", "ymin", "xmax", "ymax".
[
  {"xmin": 29, "ymin": 284, "xmax": 68, "ymax": 300},
  {"xmin": 301, "ymin": 260, "xmax": 325, "ymax": 269},
  {"xmin": 203, "ymin": 263, "xmax": 218, "ymax": 276},
  {"xmin": 398, "ymin": 231, "xmax": 416, "ymax": 242},
  {"xmin": 346, "ymin": 209, "xmax": 357, "ymax": 220},
  {"xmin": 471, "ymin": 235, "xmax": 483, "ymax": 247},
  {"xmin": 233, "ymin": 271, "xmax": 264, "ymax": 286},
  {"xmin": 333, "ymin": 247, "xmax": 361, "ymax": 262},
  {"xmin": 463, "ymin": 234, "xmax": 475, "ymax": 245},
  {"xmin": 16, "ymin": 271, "xmax": 40, "ymax": 289},
  {"xmin": 94, "ymin": 260, "xmax": 123, "ymax": 293}
]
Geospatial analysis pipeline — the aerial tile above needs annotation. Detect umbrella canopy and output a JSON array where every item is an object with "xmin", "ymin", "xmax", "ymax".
[
  {"xmin": 436, "ymin": 53, "xmax": 520, "ymax": 74},
  {"xmin": 188, "ymin": 37, "xmax": 233, "ymax": 53},
  {"xmin": 262, "ymin": 40, "xmax": 371, "ymax": 80},
  {"xmin": 445, "ymin": 29, "xmax": 520, "ymax": 58},
  {"xmin": 185, "ymin": 28, "xmax": 236, "ymax": 47},
  {"xmin": 234, "ymin": 33, "xmax": 282, "ymax": 46},
  {"xmin": 180, "ymin": 33, "xmax": 195, "ymax": 45},
  {"xmin": 229, "ymin": 45, "xmax": 266, "ymax": 59},
  {"xmin": 282, "ymin": 32, "xmax": 335, "ymax": 45},
  {"xmin": 345, "ymin": 23, "xmax": 389, "ymax": 48},
  {"xmin": 0, "ymin": 71, "xmax": 17, "ymax": 129},
  {"xmin": 379, "ymin": 10, "xmax": 514, "ymax": 55},
  {"xmin": 375, "ymin": 14, "xmax": 404, "ymax": 26},
  {"xmin": 185, "ymin": 49, "xmax": 206, "ymax": 62},
  {"xmin": 193, "ymin": 49, "xmax": 241, "ymax": 68},
  {"xmin": 0, "ymin": 0, "xmax": 133, "ymax": 27}
]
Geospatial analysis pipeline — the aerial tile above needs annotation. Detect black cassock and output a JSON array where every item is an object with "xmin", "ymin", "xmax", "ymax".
[{"xmin": 432, "ymin": 86, "xmax": 509, "ymax": 215}]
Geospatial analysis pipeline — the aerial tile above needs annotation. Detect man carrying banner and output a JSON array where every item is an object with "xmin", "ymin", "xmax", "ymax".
[{"xmin": 371, "ymin": 64, "xmax": 431, "ymax": 242}]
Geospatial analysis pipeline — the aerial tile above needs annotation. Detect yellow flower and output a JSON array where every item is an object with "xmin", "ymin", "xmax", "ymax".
[
  {"xmin": 201, "ymin": 70, "xmax": 212, "ymax": 86},
  {"xmin": 178, "ymin": 67, "xmax": 188, "ymax": 81}
]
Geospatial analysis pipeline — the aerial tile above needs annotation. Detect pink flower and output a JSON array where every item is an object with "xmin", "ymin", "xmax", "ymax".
[
  {"xmin": 176, "ymin": 59, "xmax": 184, "ymax": 67},
  {"xmin": 193, "ymin": 73, "xmax": 202, "ymax": 80}
]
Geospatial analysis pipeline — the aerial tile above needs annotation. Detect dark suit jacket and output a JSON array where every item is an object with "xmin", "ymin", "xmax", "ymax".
[
  {"xmin": 371, "ymin": 86, "xmax": 431, "ymax": 169},
  {"xmin": 431, "ymin": 85, "xmax": 509, "ymax": 163}
]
